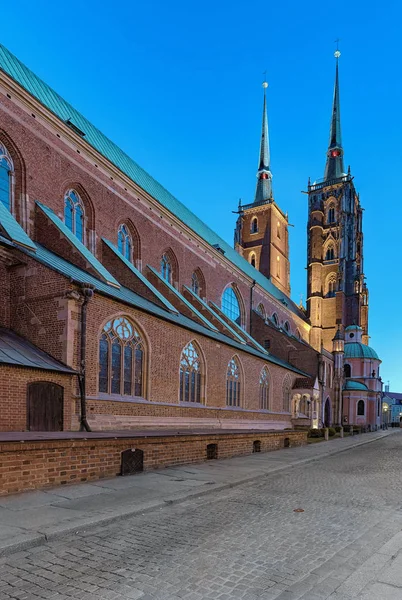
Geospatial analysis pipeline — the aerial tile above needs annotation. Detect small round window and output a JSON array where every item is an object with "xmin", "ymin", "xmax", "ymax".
[{"xmin": 349, "ymin": 333, "xmax": 354, "ymax": 339}]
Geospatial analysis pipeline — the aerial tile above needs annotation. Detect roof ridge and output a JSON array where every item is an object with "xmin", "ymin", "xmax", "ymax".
[{"xmin": 0, "ymin": 43, "xmax": 305, "ymax": 320}]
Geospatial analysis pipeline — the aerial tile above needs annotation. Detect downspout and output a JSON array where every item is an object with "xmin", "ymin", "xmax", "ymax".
[
  {"xmin": 79, "ymin": 283, "xmax": 95, "ymax": 432},
  {"xmin": 249, "ymin": 279, "xmax": 256, "ymax": 334}
]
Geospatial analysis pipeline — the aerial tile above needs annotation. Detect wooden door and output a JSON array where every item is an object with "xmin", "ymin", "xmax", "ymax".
[{"xmin": 27, "ymin": 382, "xmax": 64, "ymax": 431}]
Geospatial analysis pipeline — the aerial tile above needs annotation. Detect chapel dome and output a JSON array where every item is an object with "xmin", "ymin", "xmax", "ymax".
[{"xmin": 344, "ymin": 343, "xmax": 379, "ymax": 360}]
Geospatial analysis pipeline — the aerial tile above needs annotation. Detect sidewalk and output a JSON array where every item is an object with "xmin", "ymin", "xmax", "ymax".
[{"xmin": 0, "ymin": 428, "xmax": 396, "ymax": 557}]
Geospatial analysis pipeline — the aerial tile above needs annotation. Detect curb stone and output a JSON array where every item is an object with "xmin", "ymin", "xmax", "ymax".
[{"xmin": 0, "ymin": 430, "xmax": 396, "ymax": 557}]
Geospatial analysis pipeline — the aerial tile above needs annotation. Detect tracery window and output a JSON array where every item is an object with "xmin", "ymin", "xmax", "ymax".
[
  {"xmin": 283, "ymin": 377, "xmax": 292, "ymax": 412},
  {"xmin": 256, "ymin": 303, "xmax": 266, "ymax": 319},
  {"xmin": 117, "ymin": 224, "xmax": 132, "ymax": 261},
  {"xmin": 325, "ymin": 246, "xmax": 335, "ymax": 261},
  {"xmin": 251, "ymin": 217, "xmax": 258, "ymax": 233},
  {"xmin": 99, "ymin": 317, "xmax": 145, "ymax": 397},
  {"xmin": 328, "ymin": 206, "xmax": 335, "ymax": 223},
  {"xmin": 0, "ymin": 144, "xmax": 13, "ymax": 212},
  {"xmin": 222, "ymin": 286, "xmax": 242, "ymax": 327},
  {"xmin": 161, "ymin": 254, "xmax": 172, "ymax": 283},
  {"xmin": 64, "ymin": 190, "xmax": 84, "ymax": 243},
  {"xmin": 179, "ymin": 342, "xmax": 202, "ymax": 403},
  {"xmin": 191, "ymin": 271, "xmax": 200, "ymax": 295},
  {"xmin": 259, "ymin": 367, "xmax": 269, "ymax": 410},
  {"xmin": 226, "ymin": 357, "xmax": 241, "ymax": 407},
  {"xmin": 357, "ymin": 400, "xmax": 365, "ymax": 416}
]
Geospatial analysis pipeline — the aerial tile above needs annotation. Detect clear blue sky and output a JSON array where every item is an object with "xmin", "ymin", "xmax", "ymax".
[{"xmin": 2, "ymin": 1, "xmax": 401, "ymax": 389}]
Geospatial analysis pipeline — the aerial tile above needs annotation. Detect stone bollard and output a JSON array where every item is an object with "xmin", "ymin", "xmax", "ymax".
[
  {"xmin": 324, "ymin": 428, "xmax": 329, "ymax": 441},
  {"xmin": 340, "ymin": 426, "xmax": 344, "ymax": 438}
]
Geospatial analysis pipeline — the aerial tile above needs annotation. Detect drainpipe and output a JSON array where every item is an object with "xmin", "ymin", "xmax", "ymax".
[
  {"xmin": 249, "ymin": 279, "xmax": 256, "ymax": 334},
  {"xmin": 79, "ymin": 283, "xmax": 95, "ymax": 432}
]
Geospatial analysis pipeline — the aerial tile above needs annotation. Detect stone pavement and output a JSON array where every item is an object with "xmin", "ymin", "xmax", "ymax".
[
  {"xmin": 0, "ymin": 429, "xmax": 393, "ymax": 557},
  {"xmin": 0, "ymin": 429, "xmax": 401, "ymax": 599}
]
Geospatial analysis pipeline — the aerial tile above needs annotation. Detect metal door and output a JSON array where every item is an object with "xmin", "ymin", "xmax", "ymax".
[{"xmin": 27, "ymin": 382, "xmax": 64, "ymax": 431}]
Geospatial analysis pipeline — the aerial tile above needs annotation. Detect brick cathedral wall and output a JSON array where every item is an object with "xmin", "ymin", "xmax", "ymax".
[{"xmin": 0, "ymin": 87, "xmax": 307, "ymax": 337}]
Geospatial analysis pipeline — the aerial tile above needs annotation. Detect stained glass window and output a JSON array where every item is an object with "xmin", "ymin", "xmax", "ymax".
[
  {"xmin": 179, "ymin": 342, "xmax": 202, "ymax": 403},
  {"xmin": 98, "ymin": 317, "xmax": 145, "ymax": 396},
  {"xmin": 260, "ymin": 367, "xmax": 269, "ymax": 410},
  {"xmin": 64, "ymin": 190, "xmax": 85, "ymax": 243},
  {"xmin": 226, "ymin": 357, "xmax": 241, "ymax": 407},
  {"xmin": 222, "ymin": 286, "xmax": 242, "ymax": 327},
  {"xmin": 191, "ymin": 272, "xmax": 200, "ymax": 296},
  {"xmin": 117, "ymin": 224, "xmax": 133, "ymax": 261},
  {"xmin": 0, "ymin": 145, "xmax": 13, "ymax": 212},
  {"xmin": 161, "ymin": 254, "xmax": 172, "ymax": 283}
]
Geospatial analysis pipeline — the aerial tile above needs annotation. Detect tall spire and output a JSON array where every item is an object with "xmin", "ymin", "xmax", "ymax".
[
  {"xmin": 254, "ymin": 81, "xmax": 273, "ymax": 203},
  {"xmin": 324, "ymin": 49, "xmax": 345, "ymax": 181}
]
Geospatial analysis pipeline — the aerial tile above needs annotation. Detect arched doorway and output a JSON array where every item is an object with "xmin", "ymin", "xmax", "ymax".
[
  {"xmin": 324, "ymin": 397, "xmax": 331, "ymax": 427},
  {"xmin": 27, "ymin": 382, "xmax": 64, "ymax": 431}
]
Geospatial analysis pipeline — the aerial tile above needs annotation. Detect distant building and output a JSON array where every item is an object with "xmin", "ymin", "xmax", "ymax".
[{"xmin": 382, "ymin": 389, "xmax": 402, "ymax": 424}]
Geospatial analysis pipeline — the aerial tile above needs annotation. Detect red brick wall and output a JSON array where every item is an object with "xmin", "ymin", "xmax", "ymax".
[
  {"xmin": 0, "ymin": 367, "xmax": 74, "ymax": 431},
  {"xmin": 0, "ymin": 84, "xmax": 308, "ymax": 339},
  {"xmin": 0, "ymin": 430, "xmax": 307, "ymax": 496}
]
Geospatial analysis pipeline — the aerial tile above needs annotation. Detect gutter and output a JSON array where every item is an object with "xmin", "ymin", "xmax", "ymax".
[{"xmin": 78, "ymin": 283, "xmax": 95, "ymax": 432}]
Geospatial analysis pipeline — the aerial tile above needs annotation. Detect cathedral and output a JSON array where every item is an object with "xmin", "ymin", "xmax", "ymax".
[{"xmin": 0, "ymin": 43, "xmax": 382, "ymax": 446}]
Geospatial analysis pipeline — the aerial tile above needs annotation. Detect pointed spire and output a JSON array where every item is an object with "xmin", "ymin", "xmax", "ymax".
[
  {"xmin": 324, "ymin": 49, "xmax": 345, "ymax": 181},
  {"xmin": 254, "ymin": 81, "xmax": 273, "ymax": 203}
]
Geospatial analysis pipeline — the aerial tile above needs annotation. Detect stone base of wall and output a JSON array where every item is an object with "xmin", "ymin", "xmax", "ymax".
[{"xmin": 0, "ymin": 430, "xmax": 307, "ymax": 496}]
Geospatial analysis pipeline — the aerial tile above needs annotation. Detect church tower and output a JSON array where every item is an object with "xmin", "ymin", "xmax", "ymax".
[
  {"xmin": 307, "ymin": 51, "xmax": 369, "ymax": 352},
  {"xmin": 235, "ymin": 81, "xmax": 291, "ymax": 296}
]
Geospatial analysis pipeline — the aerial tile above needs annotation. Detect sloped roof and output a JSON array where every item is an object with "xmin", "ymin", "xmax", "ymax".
[
  {"xmin": 3, "ymin": 238, "xmax": 308, "ymax": 377},
  {"xmin": 0, "ymin": 43, "xmax": 305, "ymax": 320},
  {"xmin": 0, "ymin": 200, "xmax": 36, "ymax": 251},
  {"xmin": 0, "ymin": 327, "xmax": 76, "ymax": 373}
]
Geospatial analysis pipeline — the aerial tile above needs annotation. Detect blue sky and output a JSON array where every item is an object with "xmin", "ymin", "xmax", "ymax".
[{"xmin": 2, "ymin": 0, "xmax": 401, "ymax": 389}]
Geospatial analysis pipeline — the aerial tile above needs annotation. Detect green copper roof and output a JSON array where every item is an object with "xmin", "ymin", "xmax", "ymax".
[
  {"xmin": 345, "ymin": 325, "xmax": 362, "ymax": 331},
  {"xmin": 344, "ymin": 380, "xmax": 369, "ymax": 391},
  {"xmin": 102, "ymin": 238, "xmax": 178, "ymax": 314},
  {"xmin": 0, "ymin": 201, "xmax": 36, "ymax": 251},
  {"xmin": 5, "ymin": 240, "xmax": 308, "ymax": 376},
  {"xmin": 0, "ymin": 43, "xmax": 305, "ymax": 320},
  {"xmin": 344, "ymin": 343, "xmax": 379, "ymax": 360},
  {"xmin": 36, "ymin": 201, "xmax": 119, "ymax": 288}
]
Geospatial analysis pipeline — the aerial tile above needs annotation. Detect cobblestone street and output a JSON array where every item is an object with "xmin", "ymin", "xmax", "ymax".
[{"xmin": 1, "ymin": 433, "xmax": 402, "ymax": 599}]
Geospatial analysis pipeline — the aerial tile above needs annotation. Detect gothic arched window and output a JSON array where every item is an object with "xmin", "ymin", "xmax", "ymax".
[
  {"xmin": 64, "ymin": 190, "xmax": 85, "ymax": 243},
  {"xmin": 222, "ymin": 286, "xmax": 243, "ymax": 327},
  {"xmin": 226, "ymin": 357, "xmax": 241, "ymax": 407},
  {"xmin": 326, "ymin": 272, "xmax": 337, "ymax": 298},
  {"xmin": 328, "ymin": 206, "xmax": 335, "ymax": 224},
  {"xmin": 0, "ymin": 144, "xmax": 13, "ymax": 212},
  {"xmin": 344, "ymin": 364, "xmax": 351, "ymax": 378},
  {"xmin": 250, "ymin": 253, "xmax": 256, "ymax": 268},
  {"xmin": 251, "ymin": 217, "xmax": 258, "ymax": 233},
  {"xmin": 99, "ymin": 317, "xmax": 145, "ymax": 397},
  {"xmin": 117, "ymin": 224, "xmax": 132, "ymax": 261},
  {"xmin": 260, "ymin": 366, "xmax": 269, "ymax": 410},
  {"xmin": 325, "ymin": 246, "xmax": 335, "ymax": 261},
  {"xmin": 191, "ymin": 271, "xmax": 200, "ymax": 296},
  {"xmin": 161, "ymin": 253, "xmax": 172, "ymax": 284},
  {"xmin": 272, "ymin": 313, "xmax": 279, "ymax": 327},
  {"xmin": 179, "ymin": 342, "xmax": 203, "ymax": 403},
  {"xmin": 283, "ymin": 321, "xmax": 290, "ymax": 334},
  {"xmin": 283, "ymin": 376, "xmax": 292, "ymax": 412},
  {"xmin": 357, "ymin": 400, "xmax": 365, "ymax": 416},
  {"xmin": 256, "ymin": 303, "xmax": 266, "ymax": 320}
]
